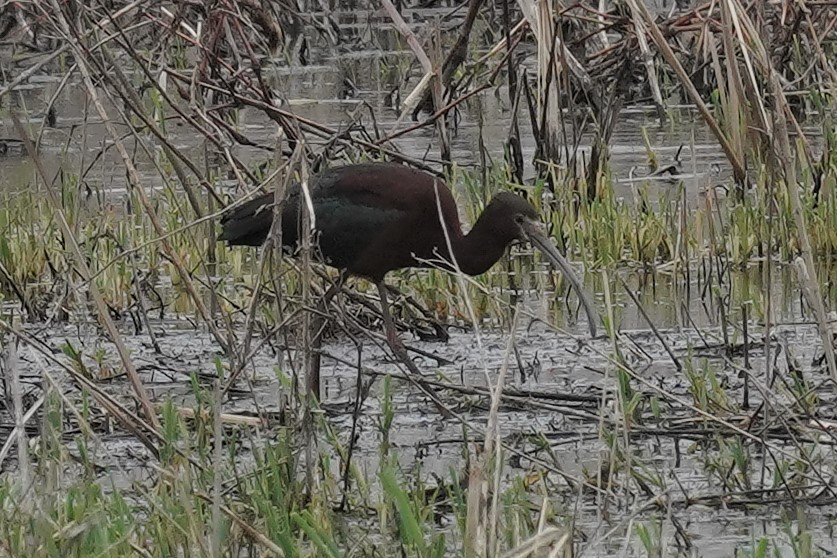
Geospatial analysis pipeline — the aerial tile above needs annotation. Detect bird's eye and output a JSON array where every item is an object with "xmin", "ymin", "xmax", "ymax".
[{"xmin": 514, "ymin": 215, "xmax": 524, "ymax": 224}]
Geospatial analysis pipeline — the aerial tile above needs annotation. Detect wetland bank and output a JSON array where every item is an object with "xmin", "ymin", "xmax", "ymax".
[{"xmin": 2, "ymin": 0, "xmax": 837, "ymax": 556}]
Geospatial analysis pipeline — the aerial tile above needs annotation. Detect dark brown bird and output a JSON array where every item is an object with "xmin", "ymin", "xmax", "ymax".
[{"xmin": 219, "ymin": 162, "xmax": 597, "ymax": 358}]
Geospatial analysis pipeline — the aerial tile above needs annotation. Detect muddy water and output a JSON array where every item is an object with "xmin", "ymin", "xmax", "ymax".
[
  {"xmin": 2, "ymin": 1, "xmax": 836, "ymax": 556},
  {"xmin": 6, "ymin": 295, "xmax": 834, "ymax": 556}
]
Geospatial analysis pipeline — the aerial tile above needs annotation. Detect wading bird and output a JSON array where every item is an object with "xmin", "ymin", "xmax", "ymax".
[{"xmin": 219, "ymin": 162, "xmax": 598, "ymax": 387}]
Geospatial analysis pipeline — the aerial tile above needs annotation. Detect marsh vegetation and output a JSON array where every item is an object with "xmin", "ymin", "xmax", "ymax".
[{"xmin": 1, "ymin": 0, "xmax": 837, "ymax": 556}]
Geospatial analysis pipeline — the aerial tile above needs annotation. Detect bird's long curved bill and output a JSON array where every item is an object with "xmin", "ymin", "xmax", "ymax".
[{"xmin": 525, "ymin": 224, "xmax": 598, "ymax": 337}]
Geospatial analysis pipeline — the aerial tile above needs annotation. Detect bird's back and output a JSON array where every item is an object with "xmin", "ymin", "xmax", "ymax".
[{"xmin": 218, "ymin": 162, "xmax": 461, "ymax": 281}]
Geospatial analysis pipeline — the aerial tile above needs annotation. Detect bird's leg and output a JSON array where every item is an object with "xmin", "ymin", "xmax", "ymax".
[
  {"xmin": 377, "ymin": 282, "xmax": 453, "ymax": 418},
  {"xmin": 308, "ymin": 271, "xmax": 347, "ymax": 400},
  {"xmin": 376, "ymin": 281, "xmax": 410, "ymax": 360},
  {"xmin": 319, "ymin": 271, "xmax": 347, "ymax": 311}
]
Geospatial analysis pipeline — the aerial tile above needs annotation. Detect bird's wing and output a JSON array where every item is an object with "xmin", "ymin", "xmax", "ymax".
[
  {"xmin": 217, "ymin": 192, "xmax": 275, "ymax": 246},
  {"xmin": 310, "ymin": 196, "xmax": 404, "ymax": 270}
]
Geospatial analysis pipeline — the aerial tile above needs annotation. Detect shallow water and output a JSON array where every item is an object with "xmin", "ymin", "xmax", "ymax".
[
  {"xmin": 4, "ymin": 290, "xmax": 835, "ymax": 555},
  {"xmin": 0, "ymin": 0, "xmax": 741, "ymax": 203}
]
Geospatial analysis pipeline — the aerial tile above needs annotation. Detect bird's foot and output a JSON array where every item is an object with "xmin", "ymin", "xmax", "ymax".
[
  {"xmin": 382, "ymin": 330, "xmax": 421, "ymax": 373},
  {"xmin": 386, "ymin": 331, "xmax": 410, "ymax": 361}
]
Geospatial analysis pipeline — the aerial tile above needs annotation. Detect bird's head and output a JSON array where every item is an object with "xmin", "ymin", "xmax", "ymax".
[
  {"xmin": 489, "ymin": 191, "xmax": 598, "ymax": 337},
  {"xmin": 486, "ymin": 191, "xmax": 541, "ymax": 243}
]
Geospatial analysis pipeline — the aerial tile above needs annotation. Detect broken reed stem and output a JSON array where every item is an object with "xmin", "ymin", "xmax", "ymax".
[
  {"xmin": 379, "ymin": 0, "xmax": 450, "ymax": 161},
  {"xmin": 380, "ymin": 0, "xmax": 434, "ymax": 123}
]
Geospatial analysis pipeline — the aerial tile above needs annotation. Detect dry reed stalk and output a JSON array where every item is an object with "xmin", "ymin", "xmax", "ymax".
[
  {"xmin": 476, "ymin": 19, "xmax": 528, "ymax": 63},
  {"xmin": 723, "ymin": 0, "xmax": 837, "ymax": 379},
  {"xmin": 500, "ymin": 527, "xmax": 571, "ymax": 558},
  {"xmin": 380, "ymin": 0, "xmax": 447, "ymax": 152},
  {"xmin": 489, "ymin": 308, "xmax": 520, "ymax": 556},
  {"xmin": 6, "ymin": 341, "xmax": 31, "ymax": 500},
  {"xmin": 166, "ymin": 71, "xmax": 442, "ymax": 173},
  {"xmin": 193, "ymin": 492, "xmax": 286, "ymax": 556},
  {"xmin": 630, "ymin": 0, "xmax": 747, "ymax": 185},
  {"xmin": 1, "ymin": 320, "xmax": 248, "ymax": 481},
  {"xmin": 10, "ymin": 112, "xmax": 160, "ymax": 430},
  {"xmin": 601, "ymin": 347, "xmax": 823, "ymax": 468},
  {"xmin": 517, "ymin": 0, "xmax": 600, "ymax": 167},
  {"xmin": 0, "ymin": 387, "xmax": 43, "ymax": 471},
  {"xmin": 405, "ymin": 0, "xmax": 485, "ymax": 123},
  {"xmin": 625, "ymin": 0, "xmax": 666, "ymax": 121},
  {"xmin": 149, "ymin": 404, "xmax": 264, "ymax": 427},
  {"xmin": 464, "ymin": 308, "xmax": 520, "ymax": 557},
  {"xmin": 595, "ymin": 0, "xmax": 610, "ymax": 50},
  {"xmin": 516, "ymin": 0, "xmax": 561, "ymax": 161},
  {"xmin": 783, "ymin": 127, "xmax": 837, "ymax": 381},
  {"xmin": 211, "ymin": 363, "xmax": 224, "ymax": 555},
  {"xmin": 47, "ymin": 6, "xmax": 233, "ymax": 357},
  {"xmin": 327, "ymin": 350, "xmax": 610, "ymax": 495},
  {"xmin": 295, "ymin": 155, "xmax": 317, "ymax": 399},
  {"xmin": 800, "ymin": 4, "xmax": 837, "ymax": 85},
  {"xmin": 222, "ymin": 150, "xmax": 297, "ymax": 396},
  {"xmin": 618, "ymin": 276, "xmax": 682, "ymax": 371},
  {"xmin": 0, "ymin": 0, "xmax": 146, "ymax": 99},
  {"xmin": 290, "ymin": 145, "xmax": 323, "ymax": 496},
  {"xmin": 0, "ymin": 319, "xmax": 163, "ymax": 455},
  {"xmin": 381, "ymin": 0, "xmax": 440, "ymax": 123},
  {"xmin": 707, "ymin": 30, "xmax": 735, "ymax": 148},
  {"xmin": 0, "ymin": 46, "xmax": 69, "ymax": 98}
]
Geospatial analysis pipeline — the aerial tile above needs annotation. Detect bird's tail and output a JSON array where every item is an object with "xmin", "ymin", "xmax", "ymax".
[{"xmin": 217, "ymin": 193, "xmax": 275, "ymax": 246}]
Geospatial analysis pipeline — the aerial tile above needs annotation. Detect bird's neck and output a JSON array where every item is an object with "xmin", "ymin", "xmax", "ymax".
[{"xmin": 450, "ymin": 212, "xmax": 509, "ymax": 276}]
